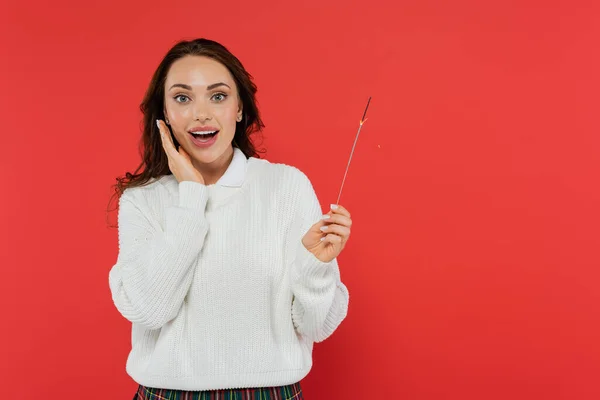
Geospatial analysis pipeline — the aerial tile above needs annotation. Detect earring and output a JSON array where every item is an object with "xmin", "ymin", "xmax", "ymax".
[{"xmin": 165, "ymin": 119, "xmax": 170, "ymax": 125}]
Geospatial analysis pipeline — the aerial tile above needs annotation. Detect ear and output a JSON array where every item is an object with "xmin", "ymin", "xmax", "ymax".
[{"xmin": 236, "ymin": 96, "xmax": 243, "ymax": 121}]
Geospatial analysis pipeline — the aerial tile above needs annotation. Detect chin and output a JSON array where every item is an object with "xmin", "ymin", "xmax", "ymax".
[{"xmin": 188, "ymin": 139, "xmax": 233, "ymax": 164}]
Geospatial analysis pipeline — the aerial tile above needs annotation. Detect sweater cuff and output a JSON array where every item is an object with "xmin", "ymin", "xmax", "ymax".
[
  {"xmin": 178, "ymin": 181, "xmax": 209, "ymax": 210},
  {"xmin": 292, "ymin": 240, "xmax": 335, "ymax": 283}
]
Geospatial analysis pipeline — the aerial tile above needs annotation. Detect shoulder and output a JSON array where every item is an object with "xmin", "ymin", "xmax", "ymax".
[
  {"xmin": 247, "ymin": 157, "xmax": 315, "ymax": 192},
  {"xmin": 120, "ymin": 175, "xmax": 177, "ymax": 208},
  {"xmin": 247, "ymin": 158, "xmax": 324, "ymax": 221},
  {"xmin": 246, "ymin": 157, "xmax": 321, "ymax": 218}
]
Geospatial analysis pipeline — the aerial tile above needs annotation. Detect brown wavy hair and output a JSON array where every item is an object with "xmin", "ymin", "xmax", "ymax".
[{"xmin": 106, "ymin": 38, "xmax": 265, "ymax": 228}]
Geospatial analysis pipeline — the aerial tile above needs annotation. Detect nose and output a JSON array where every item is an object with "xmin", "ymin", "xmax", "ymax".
[{"xmin": 193, "ymin": 99, "xmax": 212, "ymax": 122}]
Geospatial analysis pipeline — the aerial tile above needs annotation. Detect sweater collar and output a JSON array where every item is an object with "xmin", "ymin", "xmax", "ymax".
[{"xmin": 216, "ymin": 147, "xmax": 247, "ymax": 187}]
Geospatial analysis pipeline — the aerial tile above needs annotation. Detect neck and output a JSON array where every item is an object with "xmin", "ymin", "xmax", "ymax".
[{"xmin": 192, "ymin": 146, "xmax": 234, "ymax": 185}]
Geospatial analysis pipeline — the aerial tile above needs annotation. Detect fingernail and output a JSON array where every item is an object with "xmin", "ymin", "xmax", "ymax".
[
  {"xmin": 322, "ymin": 215, "xmax": 331, "ymax": 220},
  {"xmin": 320, "ymin": 237, "xmax": 326, "ymax": 241},
  {"xmin": 330, "ymin": 204, "xmax": 339, "ymax": 210},
  {"xmin": 156, "ymin": 119, "xmax": 160, "ymax": 129},
  {"xmin": 320, "ymin": 226, "xmax": 328, "ymax": 232}
]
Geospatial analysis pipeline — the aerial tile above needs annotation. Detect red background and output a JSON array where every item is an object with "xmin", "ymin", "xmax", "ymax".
[{"xmin": 1, "ymin": 0, "xmax": 599, "ymax": 398}]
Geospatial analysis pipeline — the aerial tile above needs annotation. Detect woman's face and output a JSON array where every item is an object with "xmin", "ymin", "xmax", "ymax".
[{"xmin": 163, "ymin": 55, "xmax": 242, "ymax": 165}]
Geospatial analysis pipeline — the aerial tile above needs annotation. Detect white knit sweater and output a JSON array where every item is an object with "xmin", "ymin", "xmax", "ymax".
[{"xmin": 108, "ymin": 149, "xmax": 350, "ymax": 391}]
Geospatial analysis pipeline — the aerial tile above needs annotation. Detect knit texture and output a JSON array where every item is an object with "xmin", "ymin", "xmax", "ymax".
[{"xmin": 108, "ymin": 156, "xmax": 349, "ymax": 391}]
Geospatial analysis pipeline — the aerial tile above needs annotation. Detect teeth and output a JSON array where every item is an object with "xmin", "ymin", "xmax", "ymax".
[{"xmin": 191, "ymin": 130, "xmax": 216, "ymax": 136}]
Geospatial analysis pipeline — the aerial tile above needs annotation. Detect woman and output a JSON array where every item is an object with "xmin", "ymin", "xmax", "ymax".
[{"xmin": 108, "ymin": 38, "xmax": 351, "ymax": 399}]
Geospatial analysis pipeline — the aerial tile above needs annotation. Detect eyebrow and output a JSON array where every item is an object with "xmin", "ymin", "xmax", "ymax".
[{"xmin": 168, "ymin": 82, "xmax": 231, "ymax": 91}]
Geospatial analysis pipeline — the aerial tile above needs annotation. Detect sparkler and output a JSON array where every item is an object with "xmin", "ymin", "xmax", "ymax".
[{"xmin": 336, "ymin": 96, "xmax": 371, "ymax": 205}]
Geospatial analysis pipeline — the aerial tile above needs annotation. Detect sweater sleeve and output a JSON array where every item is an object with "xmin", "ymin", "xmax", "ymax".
[
  {"xmin": 288, "ymin": 172, "xmax": 350, "ymax": 343},
  {"xmin": 108, "ymin": 181, "xmax": 209, "ymax": 330}
]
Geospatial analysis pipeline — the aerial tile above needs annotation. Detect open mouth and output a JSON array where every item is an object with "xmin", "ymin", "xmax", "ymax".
[{"xmin": 189, "ymin": 130, "xmax": 219, "ymax": 142}]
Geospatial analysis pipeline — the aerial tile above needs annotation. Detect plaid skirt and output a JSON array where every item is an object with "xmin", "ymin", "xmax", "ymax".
[{"xmin": 133, "ymin": 382, "xmax": 304, "ymax": 400}]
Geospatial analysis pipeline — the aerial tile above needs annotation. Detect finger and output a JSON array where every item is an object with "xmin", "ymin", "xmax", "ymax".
[
  {"xmin": 320, "ymin": 233, "xmax": 343, "ymax": 244},
  {"xmin": 179, "ymin": 146, "xmax": 191, "ymax": 161},
  {"xmin": 319, "ymin": 224, "xmax": 350, "ymax": 240},
  {"xmin": 322, "ymin": 214, "xmax": 352, "ymax": 228},
  {"xmin": 330, "ymin": 204, "xmax": 351, "ymax": 218},
  {"xmin": 157, "ymin": 119, "xmax": 169, "ymax": 151},
  {"xmin": 157, "ymin": 119, "xmax": 177, "ymax": 156}
]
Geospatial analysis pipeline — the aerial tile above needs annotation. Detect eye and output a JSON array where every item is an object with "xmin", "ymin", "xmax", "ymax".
[
  {"xmin": 212, "ymin": 92, "xmax": 228, "ymax": 102},
  {"xmin": 174, "ymin": 94, "xmax": 190, "ymax": 103}
]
